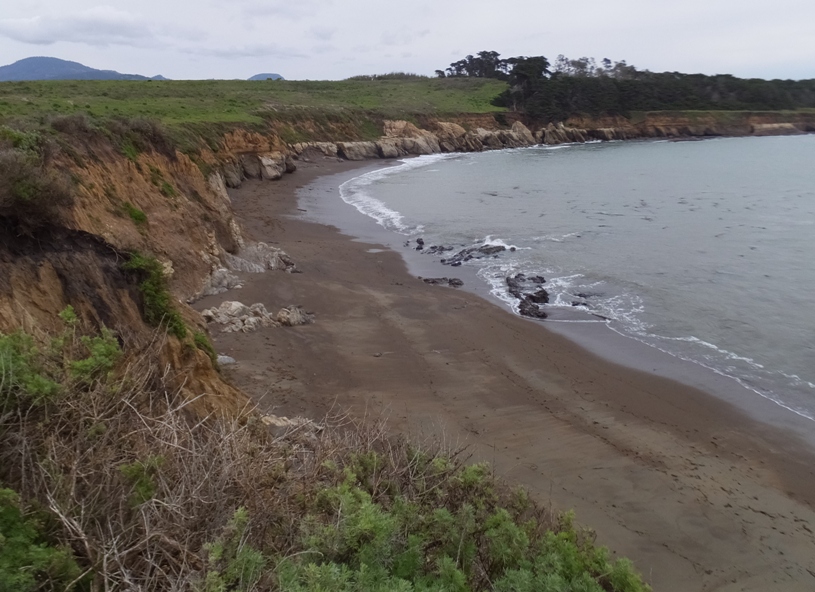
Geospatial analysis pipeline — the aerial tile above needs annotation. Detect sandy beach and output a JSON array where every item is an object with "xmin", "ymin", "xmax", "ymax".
[{"xmin": 195, "ymin": 159, "xmax": 815, "ymax": 591}]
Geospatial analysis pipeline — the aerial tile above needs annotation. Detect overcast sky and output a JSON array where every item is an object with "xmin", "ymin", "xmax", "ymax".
[{"xmin": 0, "ymin": 1, "xmax": 813, "ymax": 80}]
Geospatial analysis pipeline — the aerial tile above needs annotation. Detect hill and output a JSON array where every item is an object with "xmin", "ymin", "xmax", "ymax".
[
  {"xmin": 248, "ymin": 72, "xmax": 284, "ymax": 81},
  {"xmin": 0, "ymin": 56, "xmax": 166, "ymax": 82}
]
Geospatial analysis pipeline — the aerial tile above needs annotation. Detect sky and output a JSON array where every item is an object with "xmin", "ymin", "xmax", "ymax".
[{"xmin": 0, "ymin": 1, "xmax": 813, "ymax": 81}]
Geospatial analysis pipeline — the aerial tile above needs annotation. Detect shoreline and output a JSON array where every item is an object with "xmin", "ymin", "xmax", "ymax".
[
  {"xmin": 298, "ymin": 151, "xmax": 815, "ymax": 446},
  {"xmin": 197, "ymin": 158, "xmax": 815, "ymax": 591}
]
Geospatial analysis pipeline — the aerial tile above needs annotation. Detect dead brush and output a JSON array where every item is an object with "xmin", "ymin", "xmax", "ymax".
[
  {"xmin": 0, "ymin": 327, "xmax": 484, "ymax": 590},
  {"xmin": 1, "ymin": 321, "xmax": 647, "ymax": 591}
]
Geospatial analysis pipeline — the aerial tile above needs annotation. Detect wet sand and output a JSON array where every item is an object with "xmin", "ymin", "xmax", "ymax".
[{"xmin": 196, "ymin": 160, "xmax": 815, "ymax": 591}]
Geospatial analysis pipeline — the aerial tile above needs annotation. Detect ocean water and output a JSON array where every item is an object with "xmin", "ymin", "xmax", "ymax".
[{"xmin": 337, "ymin": 135, "xmax": 815, "ymax": 422}]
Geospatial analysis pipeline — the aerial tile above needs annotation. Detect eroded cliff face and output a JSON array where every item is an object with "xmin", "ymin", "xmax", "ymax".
[{"xmin": 0, "ymin": 129, "xmax": 298, "ymax": 415}]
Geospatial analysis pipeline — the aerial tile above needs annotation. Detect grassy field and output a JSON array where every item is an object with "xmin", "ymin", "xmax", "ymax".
[{"xmin": 0, "ymin": 77, "xmax": 508, "ymax": 126}]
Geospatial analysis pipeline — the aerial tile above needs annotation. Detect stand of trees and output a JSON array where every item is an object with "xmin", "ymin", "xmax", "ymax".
[{"xmin": 438, "ymin": 52, "xmax": 815, "ymax": 121}]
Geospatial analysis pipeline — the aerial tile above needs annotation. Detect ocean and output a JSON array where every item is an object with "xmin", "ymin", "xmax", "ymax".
[{"xmin": 336, "ymin": 135, "xmax": 815, "ymax": 422}]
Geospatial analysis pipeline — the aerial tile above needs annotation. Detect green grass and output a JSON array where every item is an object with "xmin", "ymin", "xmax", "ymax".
[
  {"xmin": 0, "ymin": 78, "xmax": 509, "ymax": 128},
  {"xmin": 123, "ymin": 202, "xmax": 147, "ymax": 226},
  {"xmin": 122, "ymin": 252, "xmax": 187, "ymax": 338}
]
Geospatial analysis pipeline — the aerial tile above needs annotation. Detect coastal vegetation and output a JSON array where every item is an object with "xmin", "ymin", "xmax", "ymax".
[
  {"xmin": 439, "ymin": 51, "xmax": 815, "ymax": 120},
  {"xmin": 3, "ymin": 56, "xmax": 813, "ymax": 590},
  {"xmin": 0, "ymin": 77, "xmax": 506, "ymax": 127},
  {"xmin": 0, "ymin": 317, "xmax": 650, "ymax": 591}
]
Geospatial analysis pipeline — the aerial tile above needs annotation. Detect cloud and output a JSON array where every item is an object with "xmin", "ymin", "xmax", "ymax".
[
  {"xmin": 307, "ymin": 26, "xmax": 335, "ymax": 41},
  {"xmin": 380, "ymin": 29, "xmax": 430, "ymax": 47},
  {"xmin": 181, "ymin": 42, "xmax": 306, "ymax": 60},
  {"xmin": 0, "ymin": 6, "xmax": 152, "ymax": 46},
  {"xmin": 238, "ymin": 0, "xmax": 334, "ymax": 21}
]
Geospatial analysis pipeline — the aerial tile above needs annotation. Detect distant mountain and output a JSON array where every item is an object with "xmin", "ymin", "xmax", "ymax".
[
  {"xmin": 0, "ymin": 57, "xmax": 166, "ymax": 82},
  {"xmin": 248, "ymin": 73, "xmax": 284, "ymax": 81}
]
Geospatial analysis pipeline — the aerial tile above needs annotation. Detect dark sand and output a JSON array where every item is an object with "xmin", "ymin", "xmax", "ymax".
[{"xmin": 196, "ymin": 160, "xmax": 815, "ymax": 591}]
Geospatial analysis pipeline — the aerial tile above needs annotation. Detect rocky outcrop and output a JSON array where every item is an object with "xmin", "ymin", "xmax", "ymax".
[
  {"xmin": 275, "ymin": 305, "xmax": 314, "ymax": 327},
  {"xmin": 751, "ymin": 123, "xmax": 803, "ymax": 136},
  {"xmin": 507, "ymin": 273, "xmax": 550, "ymax": 320},
  {"xmin": 337, "ymin": 141, "xmax": 380, "ymax": 161},
  {"xmin": 290, "ymin": 142, "xmax": 339, "ymax": 159},
  {"xmin": 420, "ymin": 277, "xmax": 464, "ymax": 288},
  {"xmin": 441, "ymin": 244, "xmax": 510, "ymax": 267},
  {"xmin": 202, "ymin": 301, "xmax": 314, "ymax": 333}
]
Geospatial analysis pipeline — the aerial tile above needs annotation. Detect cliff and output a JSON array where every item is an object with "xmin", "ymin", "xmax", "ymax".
[{"xmin": 1, "ymin": 109, "xmax": 812, "ymax": 417}]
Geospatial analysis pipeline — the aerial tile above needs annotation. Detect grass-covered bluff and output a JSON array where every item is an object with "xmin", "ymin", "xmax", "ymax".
[{"xmin": 0, "ymin": 78, "xmax": 507, "ymax": 126}]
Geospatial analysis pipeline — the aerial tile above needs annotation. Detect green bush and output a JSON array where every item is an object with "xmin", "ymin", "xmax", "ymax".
[
  {"xmin": 0, "ymin": 332, "xmax": 61, "ymax": 408},
  {"xmin": 69, "ymin": 328, "xmax": 121, "ymax": 383},
  {"xmin": 194, "ymin": 331, "xmax": 217, "ymax": 363},
  {"xmin": 0, "ymin": 488, "xmax": 83, "ymax": 592},
  {"xmin": 202, "ymin": 507, "xmax": 266, "ymax": 592},
  {"xmin": 123, "ymin": 201, "xmax": 147, "ymax": 226},
  {"xmin": 122, "ymin": 253, "xmax": 187, "ymax": 338},
  {"xmin": 119, "ymin": 456, "xmax": 163, "ymax": 507}
]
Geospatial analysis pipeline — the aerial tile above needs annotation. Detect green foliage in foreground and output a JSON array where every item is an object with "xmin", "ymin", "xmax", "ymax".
[
  {"xmin": 0, "ymin": 488, "xmax": 83, "ymax": 592},
  {"xmin": 0, "ymin": 78, "xmax": 508, "ymax": 127},
  {"xmin": 274, "ymin": 461, "xmax": 648, "ymax": 592},
  {"xmin": 122, "ymin": 252, "xmax": 187, "ymax": 338},
  {"xmin": 0, "ymin": 308, "xmax": 121, "ymax": 410},
  {"xmin": 0, "ymin": 319, "xmax": 650, "ymax": 591}
]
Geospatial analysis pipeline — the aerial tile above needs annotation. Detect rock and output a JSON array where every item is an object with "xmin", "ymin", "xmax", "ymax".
[
  {"xmin": 442, "ymin": 244, "xmax": 507, "ymax": 266},
  {"xmin": 376, "ymin": 139, "xmax": 404, "ymax": 159},
  {"xmin": 222, "ymin": 163, "xmax": 243, "ymax": 188},
  {"xmin": 261, "ymin": 414, "xmax": 323, "ymax": 437},
  {"xmin": 198, "ymin": 268, "xmax": 243, "ymax": 298},
  {"xmin": 519, "ymin": 299, "xmax": 548, "ymax": 319},
  {"xmin": 276, "ymin": 305, "xmax": 314, "ymax": 327},
  {"xmin": 221, "ymin": 301, "xmax": 251, "ymax": 318},
  {"xmin": 240, "ymin": 154, "xmax": 262, "ymax": 179},
  {"xmin": 511, "ymin": 121, "xmax": 537, "ymax": 145},
  {"xmin": 752, "ymin": 123, "xmax": 803, "ymax": 136},
  {"xmin": 425, "ymin": 245, "xmax": 453, "ymax": 255},
  {"xmin": 506, "ymin": 273, "xmax": 549, "ymax": 300},
  {"xmin": 337, "ymin": 142, "xmax": 380, "ymax": 161},
  {"xmin": 527, "ymin": 288, "xmax": 550, "ymax": 304},
  {"xmin": 421, "ymin": 277, "xmax": 463, "ymax": 288},
  {"xmin": 258, "ymin": 152, "xmax": 286, "ymax": 180},
  {"xmin": 284, "ymin": 155, "xmax": 297, "ymax": 173},
  {"xmin": 202, "ymin": 300, "xmax": 282, "ymax": 333},
  {"xmin": 225, "ymin": 242, "xmax": 297, "ymax": 273},
  {"xmin": 217, "ymin": 355, "xmax": 236, "ymax": 365},
  {"xmin": 432, "ymin": 122, "xmax": 468, "ymax": 152},
  {"xmin": 400, "ymin": 136, "xmax": 440, "ymax": 155},
  {"xmin": 249, "ymin": 303, "xmax": 269, "ymax": 317}
]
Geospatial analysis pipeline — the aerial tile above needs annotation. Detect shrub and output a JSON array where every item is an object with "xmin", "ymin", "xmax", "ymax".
[
  {"xmin": 0, "ymin": 488, "xmax": 83, "ymax": 592},
  {"xmin": 123, "ymin": 201, "xmax": 148, "ymax": 226},
  {"xmin": 194, "ymin": 331, "xmax": 217, "ymax": 363},
  {"xmin": 0, "ymin": 318, "xmax": 650, "ymax": 592},
  {"xmin": 69, "ymin": 328, "xmax": 122, "ymax": 383},
  {"xmin": 0, "ymin": 147, "xmax": 73, "ymax": 231},
  {"xmin": 122, "ymin": 253, "xmax": 187, "ymax": 338},
  {"xmin": 0, "ymin": 331, "xmax": 61, "ymax": 408}
]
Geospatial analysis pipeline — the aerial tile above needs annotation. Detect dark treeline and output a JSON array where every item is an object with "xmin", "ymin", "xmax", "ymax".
[{"xmin": 438, "ymin": 51, "xmax": 815, "ymax": 121}]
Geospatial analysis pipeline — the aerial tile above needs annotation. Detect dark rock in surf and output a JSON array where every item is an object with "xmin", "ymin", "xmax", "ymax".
[
  {"xmin": 442, "ymin": 244, "xmax": 507, "ymax": 266},
  {"xmin": 421, "ymin": 277, "xmax": 464, "ymax": 288},
  {"xmin": 518, "ymin": 299, "xmax": 548, "ymax": 319},
  {"xmin": 527, "ymin": 288, "xmax": 550, "ymax": 304}
]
